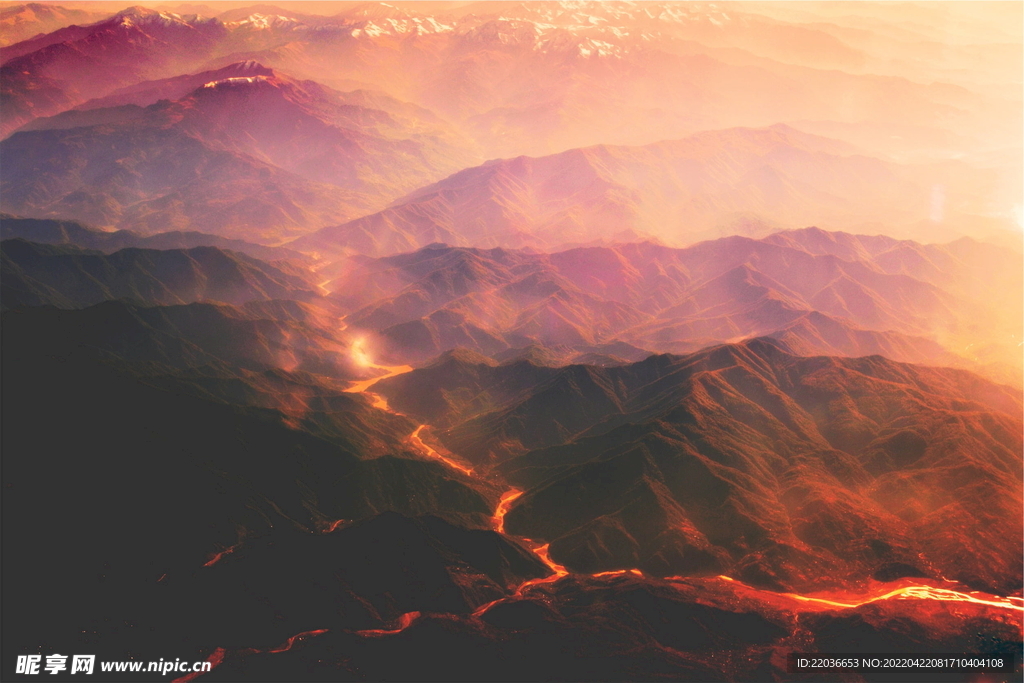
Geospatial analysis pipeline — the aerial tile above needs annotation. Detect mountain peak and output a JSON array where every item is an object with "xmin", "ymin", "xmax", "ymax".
[{"xmin": 112, "ymin": 6, "xmax": 190, "ymax": 26}]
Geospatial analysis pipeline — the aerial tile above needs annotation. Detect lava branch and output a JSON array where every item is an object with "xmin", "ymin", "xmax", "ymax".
[
  {"xmin": 355, "ymin": 611, "xmax": 422, "ymax": 637},
  {"xmin": 757, "ymin": 579, "xmax": 1023, "ymax": 612},
  {"xmin": 470, "ymin": 489, "xmax": 574, "ymax": 618},
  {"xmin": 202, "ymin": 542, "xmax": 241, "ymax": 567},
  {"xmin": 658, "ymin": 575, "xmax": 1024, "ymax": 613},
  {"xmin": 483, "ymin": 489, "xmax": 1024, "ymax": 619},
  {"xmin": 170, "ymin": 629, "xmax": 329, "ymax": 683},
  {"xmin": 171, "ymin": 649, "xmax": 225, "ymax": 683},
  {"xmin": 343, "ymin": 343, "xmax": 475, "ymax": 476},
  {"xmin": 407, "ymin": 425, "xmax": 474, "ymax": 476},
  {"xmin": 492, "ymin": 489, "xmax": 523, "ymax": 534}
]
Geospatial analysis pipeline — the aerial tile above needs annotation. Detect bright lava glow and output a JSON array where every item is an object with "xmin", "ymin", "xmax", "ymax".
[
  {"xmin": 322, "ymin": 519, "xmax": 347, "ymax": 533},
  {"xmin": 492, "ymin": 488, "xmax": 523, "ymax": 534},
  {"xmin": 481, "ymin": 491, "xmax": 1024, "ymax": 619},
  {"xmin": 779, "ymin": 583, "xmax": 1024, "ymax": 612},
  {"xmin": 342, "ymin": 354, "xmax": 474, "ymax": 476},
  {"xmin": 691, "ymin": 575, "xmax": 1024, "ymax": 613},
  {"xmin": 171, "ymin": 629, "xmax": 329, "ymax": 681},
  {"xmin": 355, "ymin": 611, "xmax": 421, "ymax": 637},
  {"xmin": 202, "ymin": 543, "xmax": 241, "ymax": 567},
  {"xmin": 408, "ymin": 425, "xmax": 474, "ymax": 476}
]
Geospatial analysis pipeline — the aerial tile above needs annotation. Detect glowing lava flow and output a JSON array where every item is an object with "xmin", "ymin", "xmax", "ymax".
[
  {"xmin": 489, "ymin": 487, "xmax": 620, "ymax": 593},
  {"xmin": 343, "ymin": 365, "xmax": 413, "ymax": 399},
  {"xmin": 171, "ymin": 648, "xmax": 225, "ymax": 683},
  {"xmin": 492, "ymin": 489, "xmax": 523, "ymax": 534},
  {"xmin": 660, "ymin": 575, "xmax": 1024, "ymax": 613},
  {"xmin": 516, "ymin": 542, "xmax": 570, "ymax": 591},
  {"xmin": 343, "ymin": 341, "xmax": 475, "ymax": 477},
  {"xmin": 592, "ymin": 569, "xmax": 644, "ymax": 578},
  {"xmin": 355, "ymin": 611, "xmax": 421, "ymax": 637},
  {"xmin": 322, "ymin": 519, "xmax": 347, "ymax": 533},
  {"xmin": 203, "ymin": 543, "xmax": 241, "ymax": 567},
  {"xmin": 479, "ymin": 489, "xmax": 1024, "ymax": 620},
  {"xmin": 344, "ymin": 338, "xmax": 414, "ymax": 403},
  {"xmin": 470, "ymin": 541, "xmax": 571, "ymax": 618},
  {"xmin": 256, "ymin": 629, "xmax": 330, "ymax": 653},
  {"xmin": 408, "ymin": 425, "xmax": 474, "ymax": 476},
  {"xmin": 171, "ymin": 630, "xmax": 330, "ymax": 682},
  {"xmin": 775, "ymin": 582, "xmax": 1024, "ymax": 612}
]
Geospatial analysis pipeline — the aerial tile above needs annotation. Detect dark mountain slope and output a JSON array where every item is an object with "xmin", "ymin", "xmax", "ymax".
[
  {"xmin": 1, "ymin": 239, "xmax": 317, "ymax": 309},
  {"xmin": 2, "ymin": 312, "xmax": 523, "ymax": 657},
  {"xmin": 0, "ymin": 213, "xmax": 308, "ymax": 262},
  {"xmin": 1, "ymin": 299, "xmax": 355, "ymax": 377}
]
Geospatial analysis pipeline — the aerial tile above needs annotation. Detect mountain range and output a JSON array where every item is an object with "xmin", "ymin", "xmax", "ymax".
[
  {"xmin": 0, "ymin": 2, "xmax": 107, "ymax": 47},
  {"xmin": 0, "ymin": 212, "xmax": 309, "ymax": 261},
  {"xmin": 1, "ymin": 3, "xmax": 1017, "ymax": 246},
  {"xmin": 0, "ymin": 238, "xmax": 320, "ymax": 309},
  {"xmin": 326, "ymin": 228, "xmax": 1020, "ymax": 385},
  {"xmin": 291, "ymin": 124, "xmax": 1005, "ymax": 255},
  {"xmin": 1, "ymin": 60, "xmax": 477, "ymax": 240}
]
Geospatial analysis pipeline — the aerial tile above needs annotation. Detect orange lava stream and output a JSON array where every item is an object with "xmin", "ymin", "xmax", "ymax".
[
  {"xmin": 777, "ymin": 583, "xmax": 1024, "ymax": 612},
  {"xmin": 591, "ymin": 569, "xmax": 644, "ymax": 578},
  {"xmin": 343, "ymin": 347, "xmax": 476, "ymax": 477},
  {"xmin": 513, "ymin": 543, "xmax": 571, "ymax": 592},
  {"xmin": 470, "ymin": 541, "xmax": 571, "ymax": 618},
  {"xmin": 492, "ymin": 488, "xmax": 523, "ymax": 534},
  {"xmin": 202, "ymin": 543, "xmax": 241, "ymax": 567},
  {"xmin": 481, "ymin": 488, "xmax": 1024, "ymax": 619},
  {"xmin": 322, "ymin": 519, "xmax": 347, "ymax": 533},
  {"xmin": 355, "ymin": 611, "xmax": 422, "ymax": 637},
  {"xmin": 172, "ymin": 629, "xmax": 330, "ymax": 682},
  {"xmin": 408, "ymin": 425, "xmax": 474, "ymax": 476},
  {"xmin": 530, "ymin": 543, "xmax": 570, "ymax": 578},
  {"xmin": 257, "ymin": 629, "xmax": 330, "ymax": 654},
  {"xmin": 489, "ymin": 487, "xmax": 616, "ymax": 591},
  {"xmin": 343, "ymin": 364, "xmax": 413, "ymax": 395},
  {"xmin": 658, "ymin": 575, "xmax": 1024, "ymax": 613},
  {"xmin": 171, "ymin": 648, "xmax": 225, "ymax": 683}
]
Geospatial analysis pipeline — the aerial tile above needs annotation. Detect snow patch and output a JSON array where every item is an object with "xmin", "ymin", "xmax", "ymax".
[{"xmin": 203, "ymin": 76, "xmax": 270, "ymax": 88}]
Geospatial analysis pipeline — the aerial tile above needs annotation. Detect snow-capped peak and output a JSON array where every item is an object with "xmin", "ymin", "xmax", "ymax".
[
  {"xmin": 227, "ymin": 13, "xmax": 304, "ymax": 30},
  {"xmin": 202, "ymin": 75, "xmax": 271, "ymax": 89},
  {"xmin": 110, "ymin": 6, "xmax": 212, "ymax": 29}
]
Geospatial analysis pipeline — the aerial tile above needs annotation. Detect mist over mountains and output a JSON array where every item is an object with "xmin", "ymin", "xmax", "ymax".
[
  {"xmin": 1, "ymin": 3, "xmax": 1021, "ymax": 682},
  {"xmin": 1, "ymin": 1, "xmax": 1019, "ymax": 245},
  {"xmin": 294, "ymin": 124, "xmax": 1007, "ymax": 255},
  {"xmin": 326, "ymin": 228, "xmax": 1020, "ymax": 385}
]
